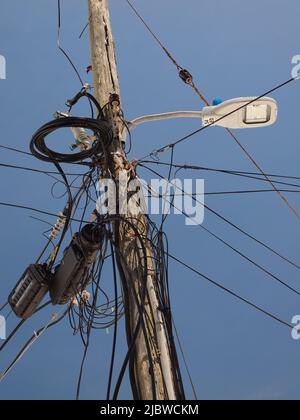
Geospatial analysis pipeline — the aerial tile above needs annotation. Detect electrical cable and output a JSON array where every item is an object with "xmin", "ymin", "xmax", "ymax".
[
  {"xmin": 57, "ymin": 0, "xmax": 85, "ymax": 86},
  {"xmin": 225, "ymin": 126, "xmax": 300, "ymax": 222},
  {"xmin": 145, "ymin": 189, "xmax": 300, "ymax": 197},
  {"xmin": 0, "ymin": 144, "xmax": 33, "ymax": 157},
  {"xmin": 125, "ymin": 0, "xmax": 300, "ymax": 222},
  {"xmin": 168, "ymin": 253, "xmax": 292, "ymax": 330},
  {"xmin": 79, "ymin": 21, "xmax": 90, "ymax": 39},
  {"xmin": 140, "ymin": 164, "xmax": 300, "ymax": 271},
  {"xmin": 106, "ymin": 211, "xmax": 185, "ymax": 400},
  {"xmin": 140, "ymin": 160, "xmax": 300, "ymax": 186},
  {"xmin": 30, "ymin": 116, "xmax": 111, "ymax": 164},
  {"xmin": 106, "ymin": 239, "xmax": 119, "ymax": 400},
  {"xmin": 125, "ymin": 0, "xmax": 183, "ymax": 73},
  {"xmin": 75, "ymin": 231, "xmax": 112, "ymax": 399},
  {"xmin": 57, "ymin": 0, "xmax": 95, "ymax": 118},
  {"xmin": 0, "ymin": 302, "xmax": 8, "ymax": 312},
  {"xmin": 109, "ymin": 216, "xmax": 157, "ymax": 400},
  {"xmin": 139, "ymin": 78, "xmax": 297, "ymax": 161},
  {"xmin": 0, "ymin": 301, "xmax": 51, "ymax": 354},
  {"xmin": 0, "ymin": 307, "xmax": 69, "ymax": 383},
  {"xmin": 138, "ymin": 174, "xmax": 300, "ymax": 297},
  {"xmin": 0, "ymin": 162, "xmax": 84, "ymax": 177},
  {"xmin": 171, "ymin": 317, "xmax": 198, "ymax": 400}
]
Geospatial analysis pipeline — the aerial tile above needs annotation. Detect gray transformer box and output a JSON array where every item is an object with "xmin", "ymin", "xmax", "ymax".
[
  {"xmin": 50, "ymin": 224, "xmax": 104, "ymax": 305},
  {"xmin": 9, "ymin": 265, "xmax": 49, "ymax": 319}
]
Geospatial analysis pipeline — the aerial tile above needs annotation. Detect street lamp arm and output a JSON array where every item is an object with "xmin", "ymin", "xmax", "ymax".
[
  {"xmin": 126, "ymin": 96, "xmax": 278, "ymax": 135},
  {"xmin": 127, "ymin": 111, "xmax": 203, "ymax": 130}
]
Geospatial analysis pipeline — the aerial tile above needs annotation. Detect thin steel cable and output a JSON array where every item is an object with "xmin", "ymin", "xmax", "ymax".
[{"xmin": 125, "ymin": 0, "xmax": 183, "ymax": 71}]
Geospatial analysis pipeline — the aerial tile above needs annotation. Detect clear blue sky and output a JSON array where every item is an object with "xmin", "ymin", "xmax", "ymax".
[{"xmin": 0, "ymin": 0, "xmax": 300, "ymax": 400}]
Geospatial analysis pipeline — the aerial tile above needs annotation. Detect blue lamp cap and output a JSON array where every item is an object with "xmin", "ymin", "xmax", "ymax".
[{"xmin": 212, "ymin": 98, "xmax": 223, "ymax": 106}]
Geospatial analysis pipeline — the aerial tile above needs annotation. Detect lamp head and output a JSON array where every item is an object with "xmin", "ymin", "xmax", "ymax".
[{"xmin": 202, "ymin": 97, "xmax": 278, "ymax": 129}]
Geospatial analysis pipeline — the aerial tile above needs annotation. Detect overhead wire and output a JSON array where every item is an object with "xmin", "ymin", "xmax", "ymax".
[
  {"xmin": 0, "ymin": 307, "xmax": 69, "ymax": 383},
  {"xmin": 0, "ymin": 301, "xmax": 51, "ymax": 354},
  {"xmin": 140, "ymin": 164, "xmax": 300, "ymax": 271},
  {"xmin": 171, "ymin": 318, "xmax": 198, "ymax": 400},
  {"xmin": 145, "ymin": 189, "xmax": 300, "ymax": 197},
  {"xmin": 137, "ymin": 78, "xmax": 297, "ymax": 158},
  {"xmin": 168, "ymin": 253, "xmax": 293, "ymax": 330},
  {"xmin": 0, "ymin": 302, "xmax": 8, "ymax": 312},
  {"xmin": 57, "ymin": 0, "xmax": 85, "ymax": 86},
  {"xmin": 106, "ymin": 239, "xmax": 119, "ymax": 401},
  {"xmin": 137, "ymin": 173, "xmax": 300, "ymax": 297},
  {"xmin": 0, "ymin": 144, "xmax": 33, "ymax": 157},
  {"xmin": 57, "ymin": 0, "xmax": 94, "ymax": 118},
  {"xmin": 140, "ymin": 160, "xmax": 300, "ymax": 186},
  {"xmin": 125, "ymin": 0, "xmax": 300, "ymax": 222},
  {"xmin": 0, "ymin": 161, "xmax": 86, "ymax": 177}
]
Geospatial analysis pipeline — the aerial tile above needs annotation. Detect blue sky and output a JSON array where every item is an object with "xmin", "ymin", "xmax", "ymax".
[{"xmin": 0, "ymin": 0, "xmax": 300, "ymax": 400}]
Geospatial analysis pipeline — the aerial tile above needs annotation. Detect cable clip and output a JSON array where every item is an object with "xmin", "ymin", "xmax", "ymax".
[{"xmin": 66, "ymin": 84, "xmax": 92, "ymax": 108}]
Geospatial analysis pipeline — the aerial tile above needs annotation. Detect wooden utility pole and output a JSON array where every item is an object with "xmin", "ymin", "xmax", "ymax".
[{"xmin": 88, "ymin": 0, "xmax": 182, "ymax": 400}]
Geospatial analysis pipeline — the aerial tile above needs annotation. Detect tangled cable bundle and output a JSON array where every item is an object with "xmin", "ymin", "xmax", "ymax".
[{"xmin": 30, "ymin": 116, "xmax": 112, "ymax": 164}]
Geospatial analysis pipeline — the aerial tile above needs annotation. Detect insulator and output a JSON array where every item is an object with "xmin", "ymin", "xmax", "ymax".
[
  {"xmin": 50, "ymin": 212, "xmax": 66, "ymax": 241},
  {"xmin": 70, "ymin": 127, "xmax": 91, "ymax": 147},
  {"xmin": 54, "ymin": 111, "xmax": 91, "ymax": 149}
]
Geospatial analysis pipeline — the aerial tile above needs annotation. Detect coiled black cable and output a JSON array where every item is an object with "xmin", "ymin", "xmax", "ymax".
[{"xmin": 30, "ymin": 117, "xmax": 112, "ymax": 164}]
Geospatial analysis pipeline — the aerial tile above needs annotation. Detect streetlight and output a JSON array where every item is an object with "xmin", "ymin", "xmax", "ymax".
[
  {"xmin": 59, "ymin": 96, "xmax": 278, "ymax": 149},
  {"xmin": 127, "ymin": 97, "xmax": 278, "ymax": 131}
]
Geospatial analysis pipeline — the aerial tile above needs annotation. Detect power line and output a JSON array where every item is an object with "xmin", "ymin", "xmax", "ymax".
[
  {"xmin": 125, "ymin": 0, "xmax": 209, "ymax": 104},
  {"xmin": 140, "ymin": 160, "xmax": 300, "ymax": 185},
  {"xmin": 0, "ymin": 301, "xmax": 51, "ymax": 354},
  {"xmin": 0, "ymin": 302, "xmax": 8, "ymax": 312},
  {"xmin": 168, "ymin": 253, "xmax": 292, "ymax": 330},
  {"xmin": 145, "ymin": 189, "xmax": 300, "ymax": 198},
  {"xmin": 225, "ymin": 125, "xmax": 300, "ymax": 223},
  {"xmin": 125, "ymin": 0, "xmax": 300, "ymax": 222},
  {"xmin": 106, "ymin": 240, "xmax": 119, "ymax": 401},
  {"xmin": 138, "ymin": 176, "xmax": 300, "ymax": 297},
  {"xmin": 125, "ymin": 0, "xmax": 182, "ymax": 71},
  {"xmin": 171, "ymin": 317, "xmax": 198, "ymax": 400},
  {"xmin": 0, "ymin": 308, "xmax": 69, "ymax": 383},
  {"xmin": 57, "ymin": 0, "xmax": 85, "ymax": 86},
  {"xmin": 139, "ymin": 78, "xmax": 297, "ymax": 160},
  {"xmin": 0, "ymin": 144, "xmax": 32, "ymax": 157},
  {"xmin": 0, "ymin": 161, "xmax": 84, "ymax": 177},
  {"xmin": 0, "ymin": 201, "xmax": 97, "ymax": 226},
  {"xmin": 141, "ymin": 164, "xmax": 300, "ymax": 271}
]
